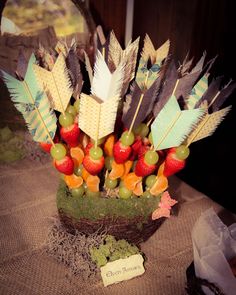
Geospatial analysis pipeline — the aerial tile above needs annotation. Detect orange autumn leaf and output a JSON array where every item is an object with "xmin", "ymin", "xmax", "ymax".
[
  {"xmin": 109, "ymin": 161, "xmax": 125, "ymax": 180},
  {"xmin": 104, "ymin": 134, "xmax": 115, "ymax": 157},
  {"xmin": 121, "ymin": 160, "xmax": 133, "ymax": 179},
  {"xmin": 124, "ymin": 172, "xmax": 142, "ymax": 191},
  {"xmin": 133, "ymin": 181, "xmax": 143, "ymax": 196},
  {"xmin": 70, "ymin": 146, "xmax": 84, "ymax": 166},
  {"xmin": 64, "ymin": 174, "xmax": 83, "ymax": 189},
  {"xmin": 86, "ymin": 175, "xmax": 100, "ymax": 192}
]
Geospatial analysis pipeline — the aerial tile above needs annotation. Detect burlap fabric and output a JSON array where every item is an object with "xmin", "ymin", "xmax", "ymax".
[{"xmin": 0, "ymin": 153, "xmax": 235, "ymax": 295}]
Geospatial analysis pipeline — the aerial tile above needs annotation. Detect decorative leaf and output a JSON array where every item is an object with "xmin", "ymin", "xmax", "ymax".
[
  {"xmin": 33, "ymin": 53, "xmax": 73, "ymax": 113},
  {"xmin": 186, "ymin": 74, "xmax": 209, "ymax": 109},
  {"xmin": 1, "ymin": 54, "xmax": 57, "ymax": 143},
  {"xmin": 91, "ymin": 51, "xmax": 124, "ymax": 101},
  {"xmin": 186, "ymin": 106, "xmax": 231, "ymax": 144},
  {"xmin": 79, "ymin": 93, "xmax": 119, "ymax": 141},
  {"xmin": 152, "ymin": 191, "xmax": 177, "ymax": 220},
  {"xmin": 122, "ymin": 77, "xmax": 161, "ymax": 129},
  {"xmin": 153, "ymin": 60, "xmax": 178, "ymax": 117},
  {"xmin": 151, "ymin": 95, "xmax": 204, "ymax": 150}
]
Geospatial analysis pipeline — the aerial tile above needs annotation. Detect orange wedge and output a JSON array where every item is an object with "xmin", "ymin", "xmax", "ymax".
[
  {"xmin": 70, "ymin": 146, "xmax": 84, "ymax": 166},
  {"xmin": 133, "ymin": 181, "xmax": 143, "ymax": 196},
  {"xmin": 64, "ymin": 174, "xmax": 83, "ymax": 189},
  {"xmin": 124, "ymin": 172, "xmax": 142, "ymax": 191},
  {"xmin": 109, "ymin": 161, "xmax": 125, "ymax": 180},
  {"xmin": 86, "ymin": 175, "xmax": 100, "ymax": 192},
  {"xmin": 121, "ymin": 160, "xmax": 133, "ymax": 179},
  {"xmin": 150, "ymin": 175, "xmax": 168, "ymax": 196},
  {"xmin": 81, "ymin": 167, "xmax": 91, "ymax": 181},
  {"xmin": 104, "ymin": 134, "xmax": 115, "ymax": 157}
]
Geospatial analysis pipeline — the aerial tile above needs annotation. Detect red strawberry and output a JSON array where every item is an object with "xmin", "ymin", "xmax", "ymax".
[
  {"xmin": 134, "ymin": 156, "xmax": 156, "ymax": 177},
  {"xmin": 39, "ymin": 135, "xmax": 59, "ymax": 153},
  {"xmin": 113, "ymin": 140, "xmax": 132, "ymax": 164},
  {"xmin": 163, "ymin": 153, "xmax": 185, "ymax": 177},
  {"xmin": 83, "ymin": 154, "xmax": 104, "ymax": 175},
  {"xmin": 130, "ymin": 139, "xmax": 143, "ymax": 160},
  {"xmin": 84, "ymin": 142, "xmax": 94, "ymax": 155},
  {"xmin": 55, "ymin": 156, "xmax": 74, "ymax": 175},
  {"xmin": 60, "ymin": 123, "xmax": 80, "ymax": 147},
  {"xmin": 138, "ymin": 145, "xmax": 149, "ymax": 159}
]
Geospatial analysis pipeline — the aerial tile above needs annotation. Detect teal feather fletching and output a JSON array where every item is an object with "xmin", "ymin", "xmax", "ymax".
[
  {"xmin": 186, "ymin": 74, "xmax": 208, "ymax": 109},
  {"xmin": 136, "ymin": 57, "xmax": 161, "ymax": 89},
  {"xmin": 151, "ymin": 95, "xmax": 204, "ymax": 150},
  {"xmin": 1, "ymin": 54, "xmax": 57, "ymax": 143}
]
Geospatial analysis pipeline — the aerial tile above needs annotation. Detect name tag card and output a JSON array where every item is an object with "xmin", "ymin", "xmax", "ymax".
[{"xmin": 100, "ymin": 254, "xmax": 145, "ymax": 287}]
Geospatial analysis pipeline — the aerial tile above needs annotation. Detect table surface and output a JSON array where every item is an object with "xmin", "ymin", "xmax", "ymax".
[{"xmin": 1, "ymin": 153, "xmax": 235, "ymax": 295}]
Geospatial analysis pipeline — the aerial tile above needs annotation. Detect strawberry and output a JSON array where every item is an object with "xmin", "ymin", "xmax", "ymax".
[
  {"xmin": 113, "ymin": 140, "xmax": 132, "ymax": 164},
  {"xmin": 83, "ymin": 154, "xmax": 104, "ymax": 175},
  {"xmin": 138, "ymin": 145, "xmax": 149, "ymax": 159},
  {"xmin": 134, "ymin": 156, "xmax": 156, "ymax": 177},
  {"xmin": 60, "ymin": 123, "xmax": 80, "ymax": 147},
  {"xmin": 163, "ymin": 152, "xmax": 185, "ymax": 177},
  {"xmin": 84, "ymin": 142, "xmax": 94, "ymax": 155},
  {"xmin": 130, "ymin": 139, "xmax": 143, "ymax": 160},
  {"xmin": 55, "ymin": 155, "xmax": 74, "ymax": 175},
  {"xmin": 39, "ymin": 135, "xmax": 59, "ymax": 153}
]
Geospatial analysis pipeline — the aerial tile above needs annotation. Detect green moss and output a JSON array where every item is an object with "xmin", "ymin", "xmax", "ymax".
[{"xmin": 57, "ymin": 181, "xmax": 161, "ymax": 221}]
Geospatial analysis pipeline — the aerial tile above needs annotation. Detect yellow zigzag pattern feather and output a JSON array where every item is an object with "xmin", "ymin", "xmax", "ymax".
[
  {"xmin": 79, "ymin": 93, "xmax": 120, "ymax": 141},
  {"xmin": 186, "ymin": 106, "xmax": 231, "ymax": 145},
  {"xmin": 33, "ymin": 53, "xmax": 72, "ymax": 113}
]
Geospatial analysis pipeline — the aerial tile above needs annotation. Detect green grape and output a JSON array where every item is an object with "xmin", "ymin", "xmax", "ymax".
[
  {"xmin": 119, "ymin": 187, "xmax": 132, "ymax": 199},
  {"xmin": 133, "ymin": 124, "xmax": 142, "ymax": 135},
  {"xmin": 105, "ymin": 177, "xmax": 118, "ymax": 189},
  {"xmin": 74, "ymin": 164, "xmax": 83, "ymax": 176},
  {"xmin": 144, "ymin": 150, "xmax": 159, "ymax": 165},
  {"xmin": 86, "ymin": 189, "xmax": 100, "ymax": 197},
  {"xmin": 145, "ymin": 174, "xmax": 157, "ymax": 188},
  {"xmin": 50, "ymin": 143, "xmax": 66, "ymax": 160},
  {"xmin": 148, "ymin": 132, "xmax": 153, "ymax": 144},
  {"xmin": 119, "ymin": 180, "xmax": 125, "ymax": 187},
  {"xmin": 176, "ymin": 145, "xmax": 190, "ymax": 160},
  {"xmin": 71, "ymin": 186, "xmax": 84, "ymax": 198},
  {"xmin": 73, "ymin": 99, "xmax": 80, "ymax": 113},
  {"xmin": 89, "ymin": 146, "xmax": 103, "ymax": 160},
  {"xmin": 91, "ymin": 137, "xmax": 105, "ymax": 145},
  {"xmin": 59, "ymin": 112, "xmax": 74, "ymax": 127},
  {"xmin": 140, "ymin": 123, "xmax": 150, "ymax": 138},
  {"xmin": 142, "ymin": 190, "xmax": 153, "ymax": 198},
  {"xmin": 66, "ymin": 105, "xmax": 77, "ymax": 117},
  {"xmin": 120, "ymin": 131, "xmax": 135, "ymax": 146},
  {"xmin": 105, "ymin": 156, "xmax": 113, "ymax": 170}
]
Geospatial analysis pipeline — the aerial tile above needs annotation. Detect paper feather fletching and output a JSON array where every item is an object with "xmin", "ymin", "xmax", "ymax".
[
  {"xmin": 91, "ymin": 51, "xmax": 124, "ymax": 101},
  {"xmin": 33, "ymin": 53, "xmax": 72, "ymax": 113},
  {"xmin": 142, "ymin": 34, "xmax": 170, "ymax": 65},
  {"xmin": 151, "ymin": 95, "xmax": 204, "ymax": 150},
  {"xmin": 122, "ymin": 77, "xmax": 161, "ymax": 129},
  {"xmin": 186, "ymin": 106, "xmax": 231, "ymax": 145},
  {"xmin": 16, "ymin": 50, "xmax": 28, "ymax": 79},
  {"xmin": 79, "ymin": 93, "xmax": 119, "ymax": 141},
  {"xmin": 1, "ymin": 54, "xmax": 57, "ymax": 143},
  {"xmin": 84, "ymin": 50, "xmax": 93, "ymax": 85}
]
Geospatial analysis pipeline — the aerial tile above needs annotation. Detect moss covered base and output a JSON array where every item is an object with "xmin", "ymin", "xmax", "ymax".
[{"xmin": 57, "ymin": 181, "xmax": 166, "ymax": 244}]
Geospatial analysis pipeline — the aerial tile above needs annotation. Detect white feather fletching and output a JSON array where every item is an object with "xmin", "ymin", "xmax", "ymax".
[
  {"xmin": 79, "ymin": 93, "xmax": 120, "ymax": 140},
  {"xmin": 91, "ymin": 51, "xmax": 124, "ymax": 101}
]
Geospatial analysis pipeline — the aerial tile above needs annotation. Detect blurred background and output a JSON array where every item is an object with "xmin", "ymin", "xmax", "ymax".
[{"xmin": 0, "ymin": 0, "xmax": 235, "ymax": 212}]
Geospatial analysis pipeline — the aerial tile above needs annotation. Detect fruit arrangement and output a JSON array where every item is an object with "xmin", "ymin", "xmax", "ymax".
[{"xmin": 1, "ymin": 32, "xmax": 235, "ymax": 222}]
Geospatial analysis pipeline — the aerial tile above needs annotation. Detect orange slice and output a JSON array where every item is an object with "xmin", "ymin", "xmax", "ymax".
[
  {"xmin": 81, "ymin": 167, "xmax": 91, "ymax": 181},
  {"xmin": 121, "ymin": 160, "xmax": 133, "ymax": 179},
  {"xmin": 133, "ymin": 181, "xmax": 143, "ymax": 196},
  {"xmin": 109, "ymin": 161, "xmax": 125, "ymax": 180},
  {"xmin": 64, "ymin": 174, "xmax": 83, "ymax": 189},
  {"xmin": 123, "ymin": 172, "xmax": 142, "ymax": 191},
  {"xmin": 70, "ymin": 146, "xmax": 84, "ymax": 166},
  {"xmin": 86, "ymin": 175, "xmax": 100, "ymax": 192},
  {"xmin": 150, "ymin": 162, "xmax": 168, "ymax": 196},
  {"xmin": 104, "ymin": 134, "xmax": 115, "ymax": 157}
]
